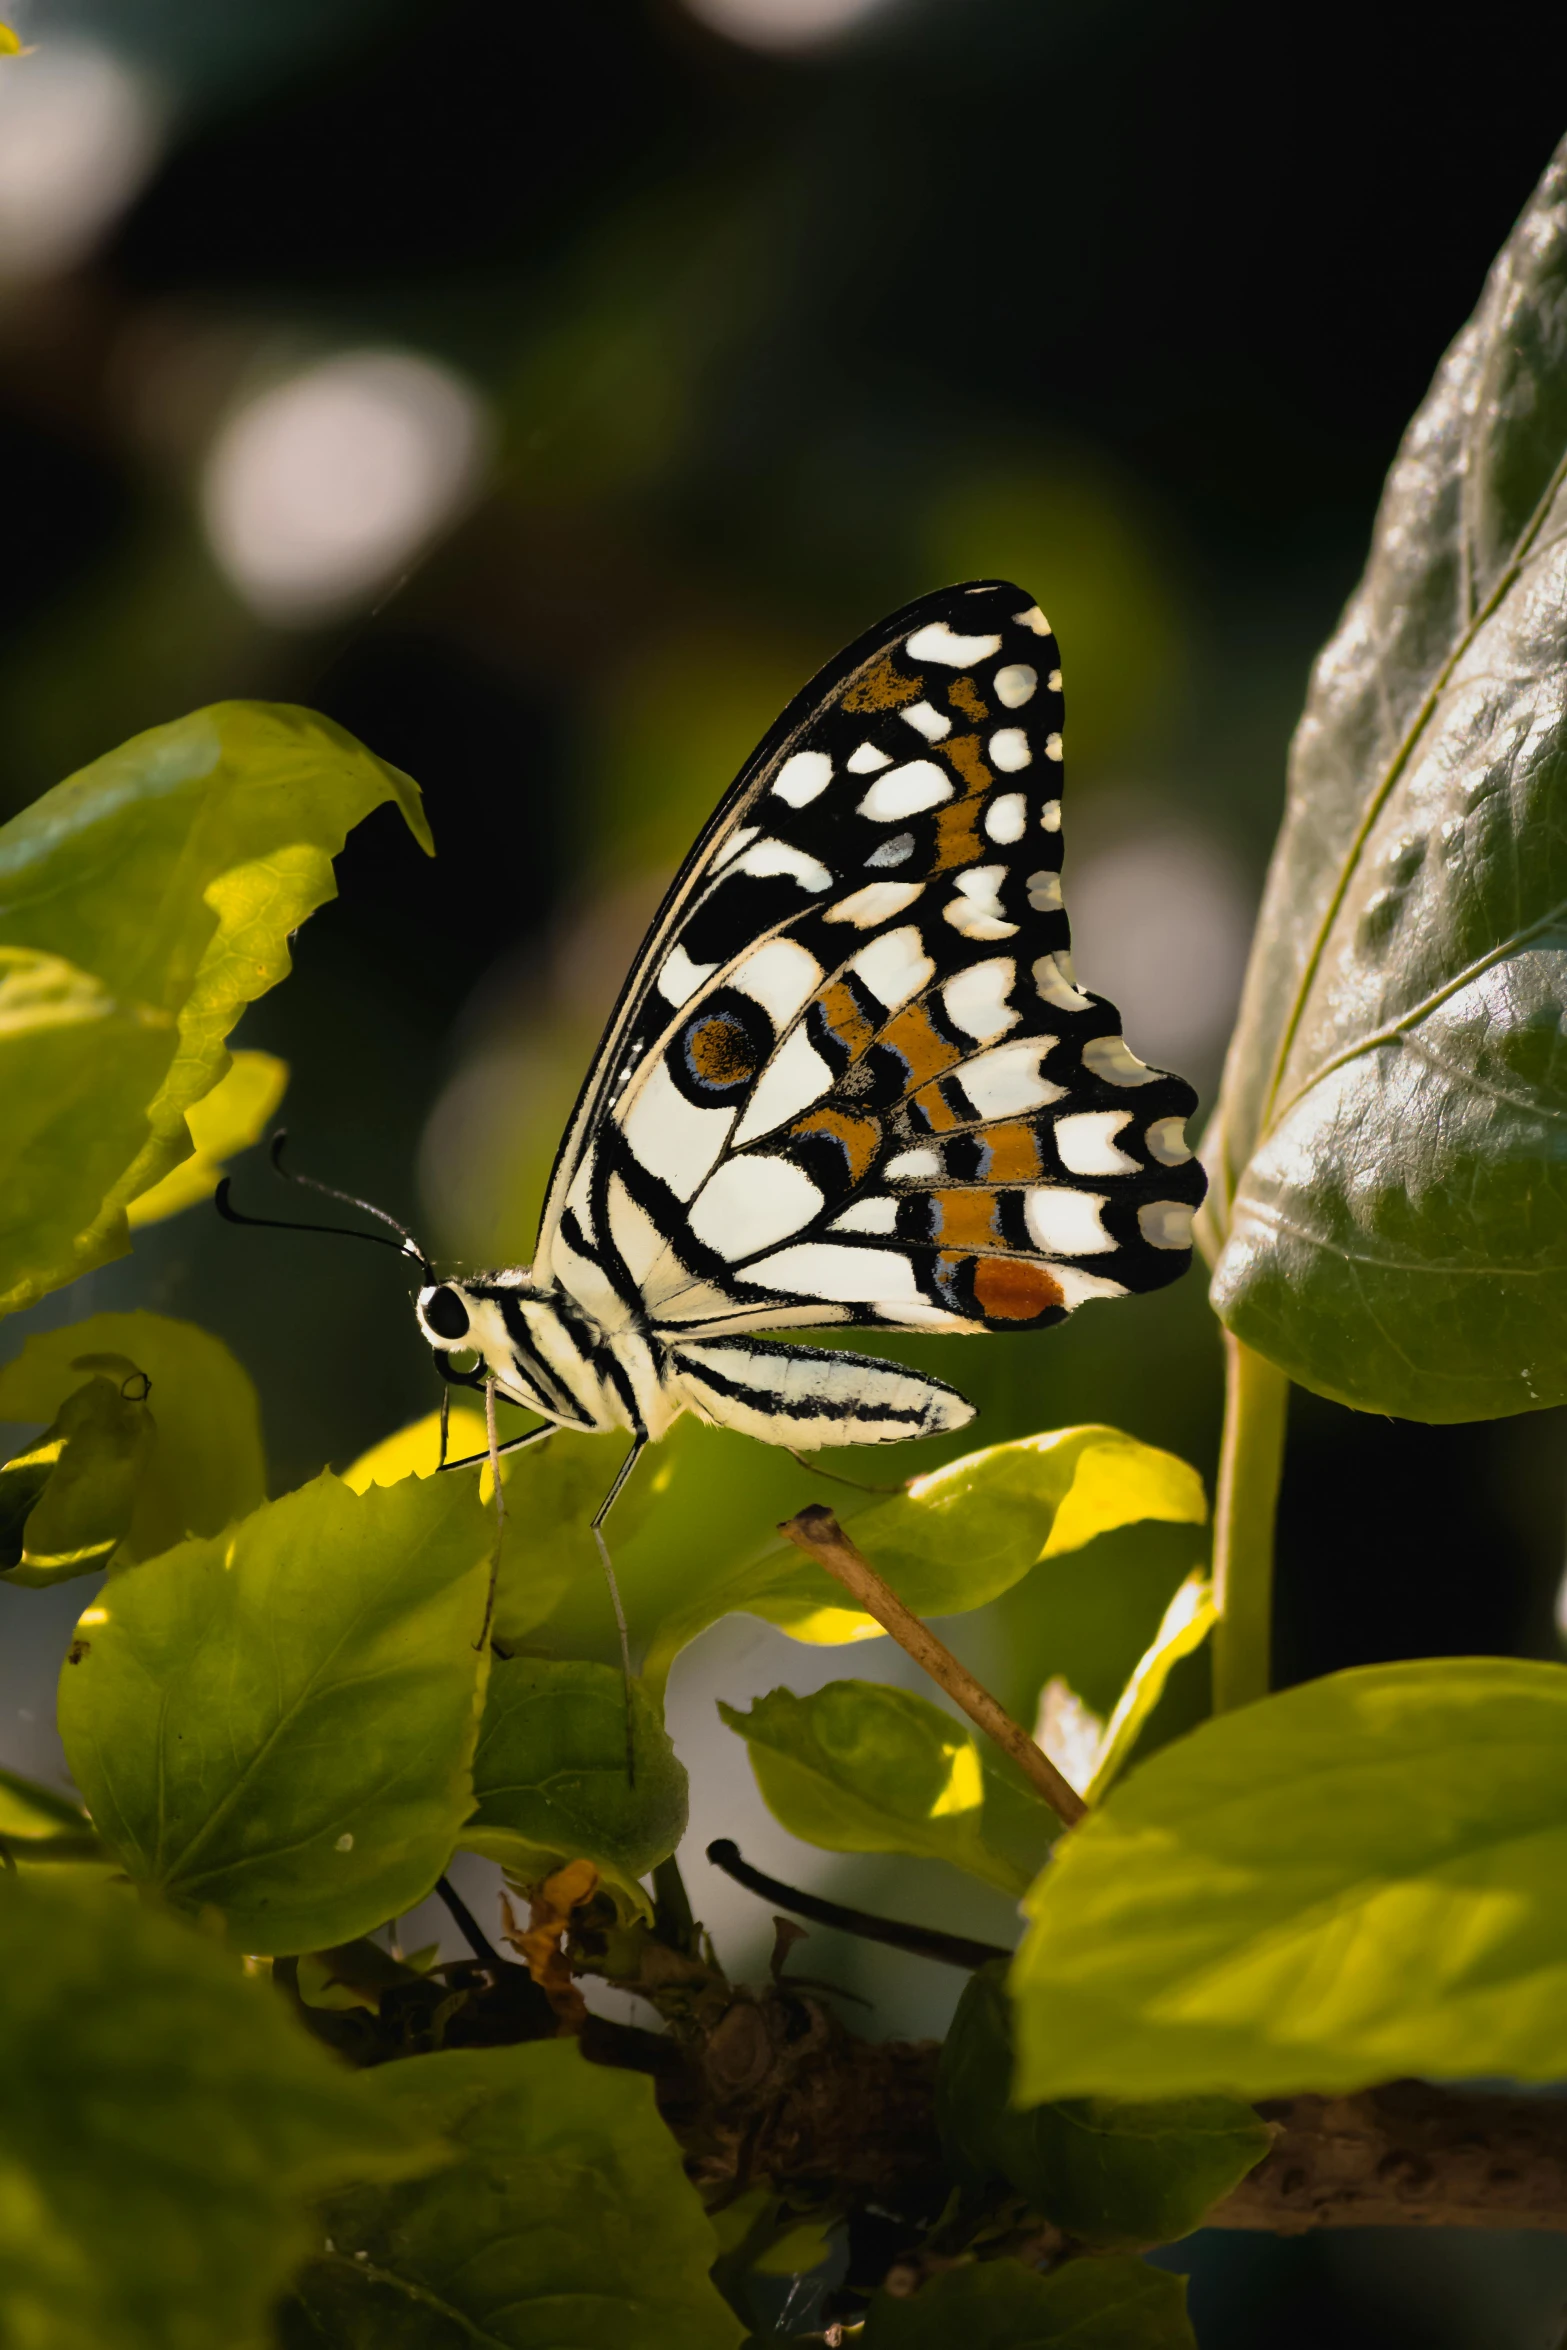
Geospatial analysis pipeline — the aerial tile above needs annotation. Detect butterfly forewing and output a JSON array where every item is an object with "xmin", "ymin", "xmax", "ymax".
[{"xmin": 536, "ymin": 580, "xmax": 1206, "ymax": 1344}]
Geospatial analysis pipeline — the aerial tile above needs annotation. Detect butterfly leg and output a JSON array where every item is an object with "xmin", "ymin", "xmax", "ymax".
[
  {"xmin": 592, "ymin": 1442, "xmax": 644, "ymax": 1783},
  {"xmin": 438, "ymin": 1382, "xmax": 451, "ymax": 1470},
  {"xmin": 474, "ymin": 1377, "xmax": 508, "ymax": 1653},
  {"xmin": 785, "ymin": 1447, "xmax": 906, "ymax": 1496}
]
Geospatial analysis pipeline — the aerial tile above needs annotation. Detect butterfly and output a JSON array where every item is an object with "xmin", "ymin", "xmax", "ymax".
[
  {"xmin": 222, "ymin": 579, "xmax": 1205, "ymax": 1646},
  {"xmin": 408, "ymin": 581, "xmax": 1206, "ymax": 1503}
]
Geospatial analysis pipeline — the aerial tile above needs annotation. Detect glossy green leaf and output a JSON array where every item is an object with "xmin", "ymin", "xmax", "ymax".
[
  {"xmin": 720, "ymin": 1681, "xmax": 1052, "ymax": 1898},
  {"xmin": 938, "ymin": 1963, "xmax": 1265, "ymax": 2247},
  {"xmin": 343, "ymin": 1408, "xmax": 653, "ymax": 1646},
  {"xmin": 125, "ymin": 1049, "xmax": 289, "ymax": 1226},
  {"xmin": 282, "ymin": 2039, "xmax": 744, "ymax": 2350},
  {"xmin": 860, "ymin": 2255, "xmax": 1195, "ymax": 2348},
  {"xmin": 1013, "ymin": 1658, "xmax": 1567, "ymax": 2101},
  {"xmin": 0, "ymin": 1369, "xmax": 153, "ymax": 1584},
  {"xmin": 0, "ymin": 1873, "xmax": 442, "ymax": 2350},
  {"xmin": 638, "ymin": 1425, "xmax": 1205, "ymax": 1687},
  {"xmin": 463, "ymin": 1656, "xmax": 688, "ymax": 1918},
  {"xmin": 58, "ymin": 1470, "xmax": 492, "ymax": 1953},
  {"xmin": 0, "ymin": 1312, "xmax": 266, "ymax": 1561},
  {"xmin": 0, "ymin": 701, "xmax": 429, "ymax": 1314},
  {"xmin": 1202, "ymin": 138, "xmax": 1567, "ymax": 1419}
]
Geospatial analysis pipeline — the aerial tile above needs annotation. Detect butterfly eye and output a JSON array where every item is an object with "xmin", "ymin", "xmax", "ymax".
[{"xmin": 422, "ymin": 1285, "xmax": 470, "ymax": 1341}]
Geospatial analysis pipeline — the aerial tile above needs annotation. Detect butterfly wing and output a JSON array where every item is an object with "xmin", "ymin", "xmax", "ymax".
[{"xmin": 534, "ymin": 579, "xmax": 1207, "ymax": 1345}]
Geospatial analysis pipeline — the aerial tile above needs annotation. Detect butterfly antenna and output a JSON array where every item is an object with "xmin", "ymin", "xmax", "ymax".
[
  {"xmin": 214, "ymin": 1134, "xmax": 430, "ymax": 1274},
  {"xmin": 269, "ymin": 1131, "xmax": 429, "ymax": 1265}
]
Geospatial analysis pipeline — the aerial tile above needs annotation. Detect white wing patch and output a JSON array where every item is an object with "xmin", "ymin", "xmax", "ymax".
[
  {"xmin": 858, "ymin": 760, "xmax": 953, "ymax": 821},
  {"xmin": 906, "ymin": 621, "xmax": 1004, "ymax": 664},
  {"xmin": 847, "ymin": 924, "xmax": 935, "ymax": 1011},
  {"xmin": 732, "ymin": 936, "xmax": 823, "ymax": 1025},
  {"xmin": 825, "ymin": 881, "xmax": 925, "ymax": 927},
  {"xmin": 772, "ymin": 750, "xmax": 834, "ymax": 807},
  {"xmin": 731, "ymin": 1024, "xmax": 834, "ymax": 1146},
  {"xmin": 689, "ymin": 1155, "xmax": 824, "ymax": 1259},
  {"xmin": 623, "ymin": 1059, "xmax": 733, "ymax": 1199}
]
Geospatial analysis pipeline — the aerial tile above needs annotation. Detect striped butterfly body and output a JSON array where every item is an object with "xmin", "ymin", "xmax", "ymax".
[{"xmin": 417, "ymin": 580, "xmax": 1207, "ymax": 1495}]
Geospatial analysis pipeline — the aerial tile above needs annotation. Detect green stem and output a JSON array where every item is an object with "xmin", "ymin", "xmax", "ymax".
[{"xmin": 1210, "ymin": 1331, "xmax": 1290, "ymax": 1712}]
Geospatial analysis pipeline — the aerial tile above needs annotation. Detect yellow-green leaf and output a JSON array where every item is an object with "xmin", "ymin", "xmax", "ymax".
[
  {"xmin": 720, "ymin": 1681, "xmax": 1051, "ymax": 1898},
  {"xmin": 0, "ymin": 1370, "xmax": 154, "ymax": 1585},
  {"xmin": 463, "ymin": 1657, "xmax": 687, "ymax": 1919},
  {"xmin": 58, "ymin": 1471, "xmax": 493, "ymax": 1952},
  {"xmin": 0, "ymin": 701, "xmax": 429, "ymax": 1314},
  {"xmin": 639, "ymin": 1425, "xmax": 1206, "ymax": 1684},
  {"xmin": 0, "ymin": 1313, "xmax": 265, "ymax": 1562},
  {"xmin": 125, "ymin": 1050, "xmax": 288, "ymax": 1226}
]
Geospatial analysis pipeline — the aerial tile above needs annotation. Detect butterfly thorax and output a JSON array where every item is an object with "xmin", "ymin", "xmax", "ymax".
[{"xmin": 416, "ymin": 1269, "xmax": 680, "ymax": 1442}]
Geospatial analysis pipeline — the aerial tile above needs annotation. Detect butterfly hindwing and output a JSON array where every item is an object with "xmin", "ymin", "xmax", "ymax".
[{"xmin": 536, "ymin": 580, "xmax": 1207, "ymax": 1344}]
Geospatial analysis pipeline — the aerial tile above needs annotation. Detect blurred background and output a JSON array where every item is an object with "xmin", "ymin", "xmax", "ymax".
[{"xmin": 3, "ymin": 1, "xmax": 1567, "ymax": 2340}]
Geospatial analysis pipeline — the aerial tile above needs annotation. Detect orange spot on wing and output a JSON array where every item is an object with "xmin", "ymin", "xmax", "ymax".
[
  {"xmin": 942, "ymin": 732, "xmax": 993, "ymax": 796},
  {"xmin": 978, "ymin": 1122, "xmax": 1045, "ymax": 1180},
  {"xmin": 791, "ymin": 1106, "xmax": 881, "ymax": 1180},
  {"xmin": 844, "ymin": 651, "xmax": 922, "ymax": 712},
  {"xmin": 817, "ymin": 981, "xmax": 877, "ymax": 1059},
  {"xmin": 933, "ymin": 799, "xmax": 985, "ymax": 870},
  {"xmin": 973, "ymin": 1257, "xmax": 1064, "ymax": 1321},
  {"xmin": 947, "ymin": 676, "xmax": 989, "ymax": 721},
  {"xmin": 879, "ymin": 1002, "xmax": 963, "ymax": 1088},
  {"xmin": 929, "ymin": 1189, "xmax": 1003, "ymax": 1247}
]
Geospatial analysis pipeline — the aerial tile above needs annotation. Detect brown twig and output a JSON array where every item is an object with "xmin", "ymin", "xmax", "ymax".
[
  {"xmin": 1209, "ymin": 2082, "xmax": 1567, "ymax": 2232},
  {"xmin": 778, "ymin": 1505, "xmax": 1087, "ymax": 1829}
]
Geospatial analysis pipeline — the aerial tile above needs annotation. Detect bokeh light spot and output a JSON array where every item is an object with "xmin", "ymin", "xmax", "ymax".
[
  {"xmin": 0, "ymin": 38, "xmax": 165, "ymax": 281},
  {"xmin": 679, "ymin": 0, "xmax": 898, "ymax": 53},
  {"xmin": 201, "ymin": 350, "xmax": 489, "ymax": 627}
]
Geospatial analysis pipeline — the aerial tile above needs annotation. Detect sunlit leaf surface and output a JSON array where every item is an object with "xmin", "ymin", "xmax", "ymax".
[
  {"xmin": 1202, "ymin": 138, "xmax": 1567, "ymax": 1417},
  {"xmin": 58, "ymin": 1471, "xmax": 492, "ymax": 1953},
  {"xmin": 721, "ymin": 1680, "xmax": 1051, "ymax": 1898},
  {"xmin": 0, "ymin": 702, "xmax": 428, "ymax": 1314},
  {"xmin": 282, "ymin": 2039, "xmax": 743, "ymax": 2350},
  {"xmin": 1012, "ymin": 1658, "xmax": 1567, "ymax": 2100},
  {"xmin": 125, "ymin": 1049, "xmax": 289, "ymax": 1226},
  {"xmin": 636, "ymin": 1424, "xmax": 1205, "ymax": 1689}
]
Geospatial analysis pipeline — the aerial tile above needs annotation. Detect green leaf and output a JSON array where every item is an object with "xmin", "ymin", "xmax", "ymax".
[
  {"xmin": 0, "ymin": 1369, "xmax": 154, "ymax": 1584},
  {"xmin": 462, "ymin": 1656, "xmax": 688, "ymax": 1918},
  {"xmin": 125, "ymin": 1049, "xmax": 289, "ymax": 1226},
  {"xmin": 1201, "ymin": 137, "xmax": 1567, "ymax": 1419},
  {"xmin": 1083, "ymin": 1572, "xmax": 1216, "ymax": 1802},
  {"xmin": 343, "ymin": 1408, "xmax": 653, "ymax": 1647},
  {"xmin": 283, "ymin": 2038, "xmax": 744, "ymax": 2350},
  {"xmin": 860, "ymin": 2255, "xmax": 1195, "ymax": 2348},
  {"xmin": 0, "ymin": 1312, "xmax": 266, "ymax": 1562},
  {"xmin": 0, "ymin": 1872, "xmax": 442, "ymax": 2350},
  {"xmin": 0, "ymin": 701, "xmax": 429, "ymax": 1314},
  {"xmin": 637, "ymin": 1425, "xmax": 1205, "ymax": 1689},
  {"xmin": 58, "ymin": 1470, "xmax": 493, "ymax": 1953},
  {"xmin": 720, "ymin": 1681, "xmax": 1051, "ymax": 1898},
  {"xmin": 0, "ymin": 1764, "xmax": 104, "ymax": 1865},
  {"xmin": 1012, "ymin": 1657, "xmax": 1567, "ymax": 2102},
  {"xmin": 938, "ymin": 1963, "xmax": 1266, "ymax": 2248}
]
